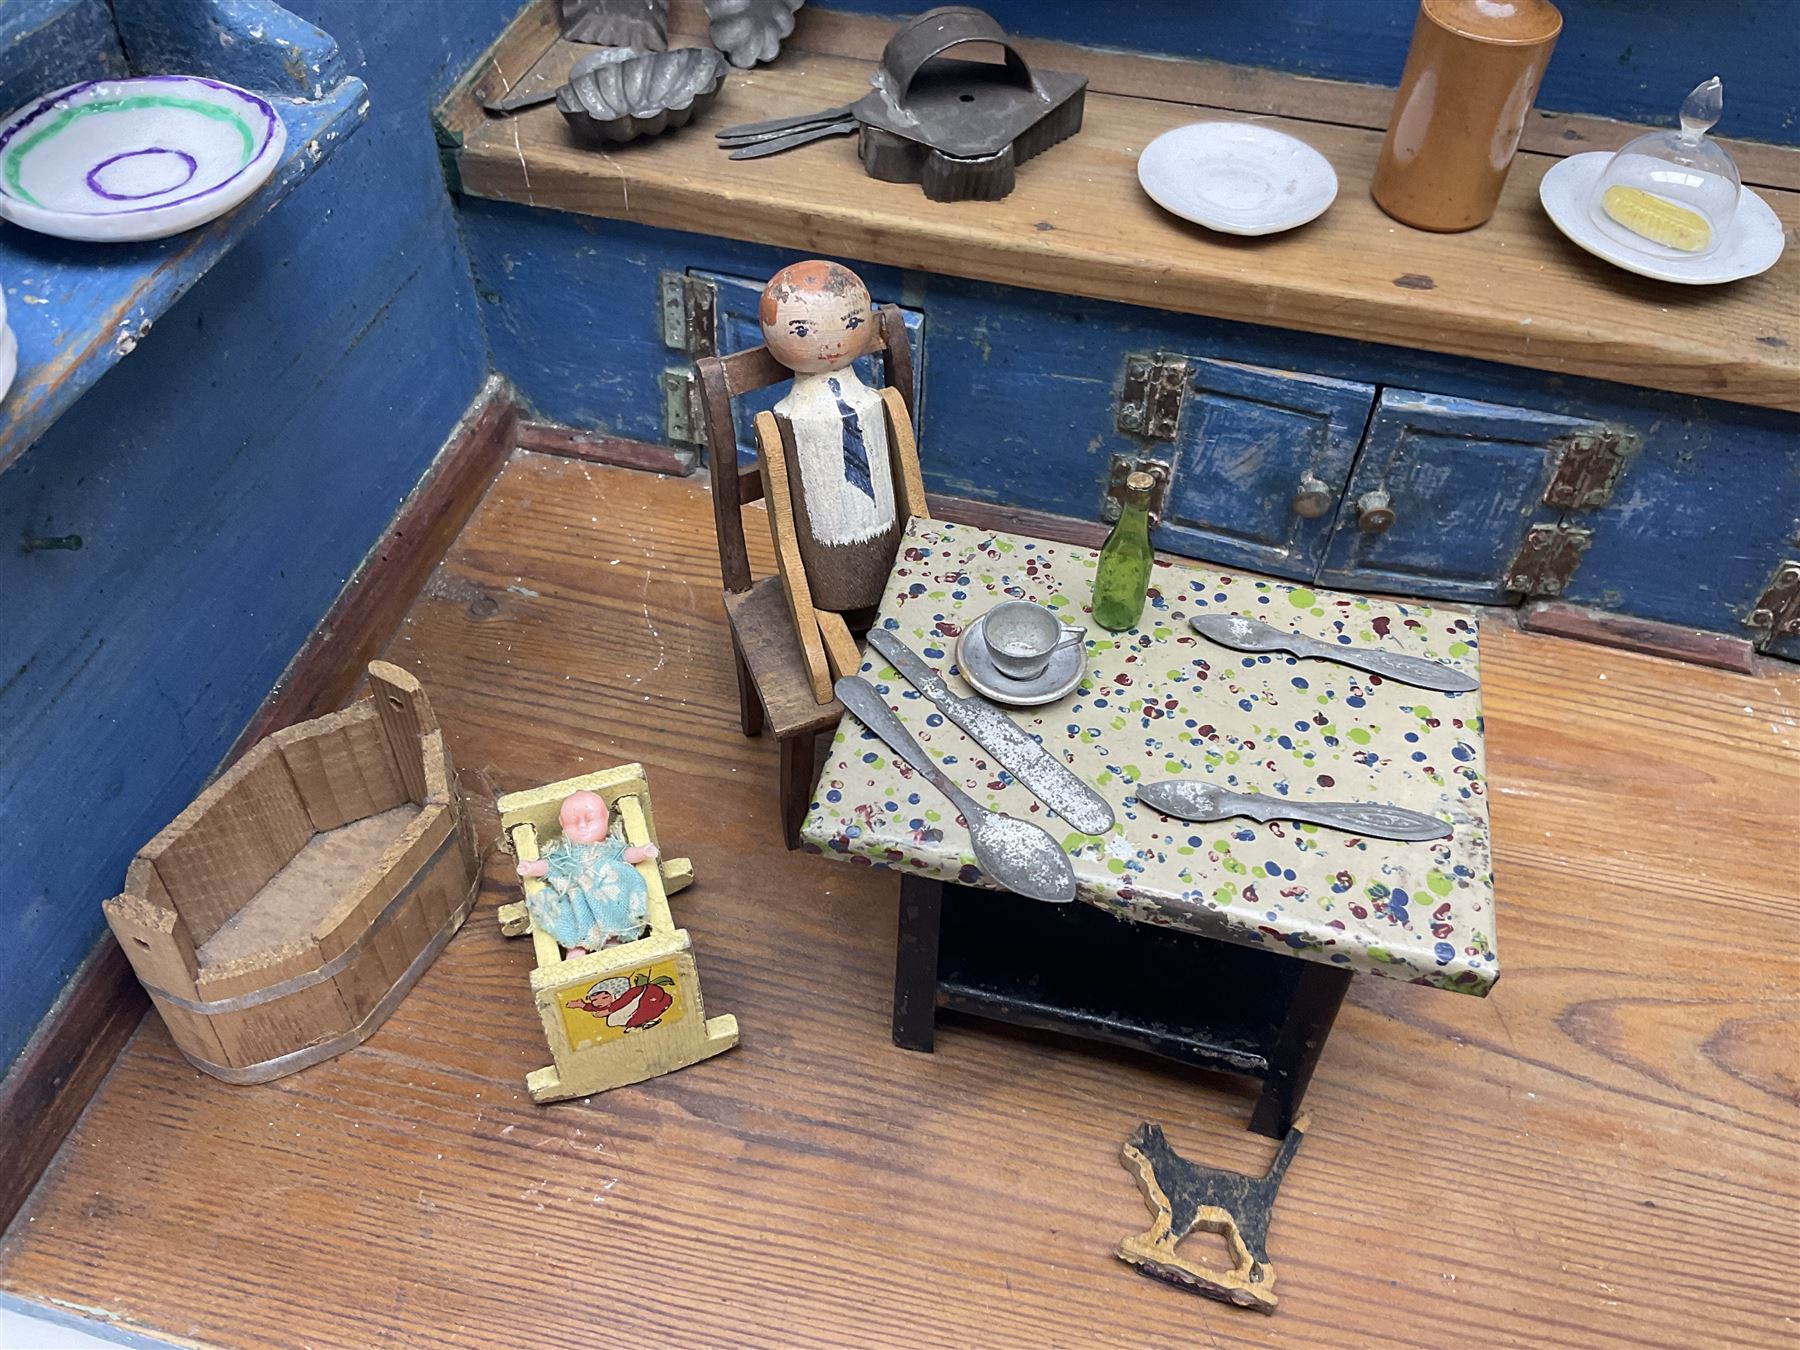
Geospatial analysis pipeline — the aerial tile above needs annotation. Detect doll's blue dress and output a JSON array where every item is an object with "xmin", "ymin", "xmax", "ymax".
[{"xmin": 527, "ymin": 836, "xmax": 649, "ymax": 951}]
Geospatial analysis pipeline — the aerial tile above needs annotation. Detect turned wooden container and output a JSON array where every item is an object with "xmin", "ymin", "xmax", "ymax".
[
  {"xmin": 104, "ymin": 663, "xmax": 478, "ymax": 1084},
  {"xmin": 1372, "ymin": 0, "xmax": 1562, "ymax": 231}
]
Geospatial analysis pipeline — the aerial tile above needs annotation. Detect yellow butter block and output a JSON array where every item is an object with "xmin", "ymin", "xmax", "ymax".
[{"xmin": 1601, "ymin": 185, "xmax": 1713, "ymax": 252}]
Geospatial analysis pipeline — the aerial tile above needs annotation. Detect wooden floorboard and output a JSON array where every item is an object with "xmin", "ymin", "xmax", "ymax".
[{"xmin": 2, "ymin": 454, "xmax": 1796, "ymax": 1349}]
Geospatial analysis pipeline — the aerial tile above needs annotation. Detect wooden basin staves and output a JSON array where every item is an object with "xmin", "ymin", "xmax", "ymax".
[{"xmin": 104, "ymin": 663, "xmax": 479, "ymax": 1084}]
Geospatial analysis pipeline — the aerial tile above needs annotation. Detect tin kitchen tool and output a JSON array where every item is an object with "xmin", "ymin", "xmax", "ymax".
[
  {"xmin": 866, "ymin": 629, "xmax": 1113, "ymax": 836},
  {"xmin": 557, "ymin": 45, "xmax": 729, "ymax": 144},
  {"xmin": 483, "ymin": 47, "xmax": 632, "ymax": 113},
  {"xmin": 835, "ymin": 677, "xmax": 1077, "ymax": 903},
  {"xmin": 559, "ymin": 0, "xmax": 669, "ymax": 48},
  {"xmin": 1189, "ymin": 613, "xmax": 1478, "ymax": 693},
  {"xmin": 705, "ymin": 0, "xmax": 805, "ymax": 68},
  {"xmin": 1137, "ymin": 780, "xmax": 1452, "ymax": 842},
  {"xmin": 715, "ymin": 5, "xmax": 1087, "ymax": 201}
]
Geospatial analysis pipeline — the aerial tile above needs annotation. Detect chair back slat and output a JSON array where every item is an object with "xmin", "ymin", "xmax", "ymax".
[
  {"xmin": 722, "ymin": 346, "xmax": 790, "ymax": 397},
  {"xmin": 877, "ymin": 306, "xmax": 916, "ymax": 421}
]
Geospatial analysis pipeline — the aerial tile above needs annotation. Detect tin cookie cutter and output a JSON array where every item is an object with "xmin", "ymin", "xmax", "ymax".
[{"xmin": 715, "ymin": 5, "xmax": 1087, "ymax": 201}]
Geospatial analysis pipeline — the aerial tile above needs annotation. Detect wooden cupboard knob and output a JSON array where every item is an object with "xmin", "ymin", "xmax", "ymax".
[
  {"xmin": 1356, "ymin": 491, "xmax": 1396, "ymax": 534},
  {"xmin": 1291, "ymin": 476, "xmax": 1334, "ymax": 519}
]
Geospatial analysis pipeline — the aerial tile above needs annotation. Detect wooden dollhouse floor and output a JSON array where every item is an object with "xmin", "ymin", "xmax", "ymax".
[{"xmin": 3, "ymin": 454, "xmax": 1796, "ymax": 1349}]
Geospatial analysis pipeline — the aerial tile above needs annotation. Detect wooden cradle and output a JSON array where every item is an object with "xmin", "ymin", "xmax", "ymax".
[
  {"xmin": 104, "ymin": 663, "xmax": 479, "ymax": 1083},
  {"xmin": 497, "ymin": 764, "xmax": 737, "ymax": 1102}
]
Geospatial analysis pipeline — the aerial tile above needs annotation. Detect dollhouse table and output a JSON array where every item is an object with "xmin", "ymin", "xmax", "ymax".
[{"xmin": 801, "ymin": 519, "xmax": 1498, "ymax": 1136}]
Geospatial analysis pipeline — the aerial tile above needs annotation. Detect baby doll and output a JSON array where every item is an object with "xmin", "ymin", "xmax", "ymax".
[{"xmin": 516, "ymin": 790, "xmax": 659, "ymax": 956}]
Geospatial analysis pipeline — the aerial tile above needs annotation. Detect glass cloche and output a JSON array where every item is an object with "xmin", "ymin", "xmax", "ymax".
[{"xmin": 1590, "ymin": 78, "xmax": 1740, "ymax": 258}]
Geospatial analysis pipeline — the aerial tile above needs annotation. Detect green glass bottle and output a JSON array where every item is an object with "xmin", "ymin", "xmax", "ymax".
[{"xmin": 1092, "ymin": 470, "xmax": 1155, "ymax": 631}]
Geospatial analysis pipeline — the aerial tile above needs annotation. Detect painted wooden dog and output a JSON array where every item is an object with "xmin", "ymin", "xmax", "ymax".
[{"xmin": 1116, "ymin": 1115, "xmax": 1309, "ymax": 1314}]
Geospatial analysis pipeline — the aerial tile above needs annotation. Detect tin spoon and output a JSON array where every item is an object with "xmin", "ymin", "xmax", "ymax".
[{"xmin": 835, "ymin": 677, "xmax": 1077, "ymax": 904}]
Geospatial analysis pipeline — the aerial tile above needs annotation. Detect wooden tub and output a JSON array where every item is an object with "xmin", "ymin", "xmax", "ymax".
[{"xmin": 104, "ymin": 663, "xmax": 479, "ymax": 1084}]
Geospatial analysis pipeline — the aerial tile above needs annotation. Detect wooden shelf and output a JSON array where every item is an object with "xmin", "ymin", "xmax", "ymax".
[
  {"xmin": 448, "ymin": 7, "xmax": 1799, "ymax": 413},
  {"xmin": 0, "ymin": 9, "xmax": 368, "ymax": 473}
]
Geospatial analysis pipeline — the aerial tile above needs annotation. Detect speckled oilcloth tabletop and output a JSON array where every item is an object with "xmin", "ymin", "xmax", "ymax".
[{"xmin": 802, "ymin": 519, "xmax": 1497, "ymax": 994}]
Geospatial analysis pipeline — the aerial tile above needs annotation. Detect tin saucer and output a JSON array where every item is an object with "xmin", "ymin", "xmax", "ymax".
[{"xmin": 955, "ymin": 611, "xmax": 1087, "ymax": 707}]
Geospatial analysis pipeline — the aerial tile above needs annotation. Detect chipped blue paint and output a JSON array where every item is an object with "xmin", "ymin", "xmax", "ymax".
[
  {"xmin": 824, "ymin": 0, "xmax": 1800, "ymax": 148},
  {"xmin": 1317, "ymin": 391, "xmax": 1600, "ymax": 602},
  {"xmin": 112, "ymin": 0, "xmax": 350, "ymax": 100},
  {"xmin": 463, "ymin": 208, "xmax": 1800, "ymax": 642},
  {"xmin": 0, "ymin": 0, "xmax": 128, "ymax": 102},
  {"xmin": 0, "ymin": 0, "xmax": 524, "ymax": 1074},
  {"xmin": 1157, "ymin": 358, "xmax": 1374, "ymax": 577}
]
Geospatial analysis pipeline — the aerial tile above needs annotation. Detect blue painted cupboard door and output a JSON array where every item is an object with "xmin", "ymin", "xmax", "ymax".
[
  {"xmin": 696, "ymin": 270, "xmax": 925, "ymax": 468},
  {"xmin": 1157, "ymin": 358, "xmax": 1375, "ymax": 581},
  {"xmin": 1316, "ymin": 390, "xmax": 1607, "ymax": 603}
]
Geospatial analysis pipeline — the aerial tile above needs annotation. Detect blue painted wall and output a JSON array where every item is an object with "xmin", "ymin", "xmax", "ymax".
[
  {"xmin": 0, "ymin": 0, "xmax": 524, "ymax": 1074},
  {"xmin": 0, "ymin": 0, "xmax": 128, "ymax": 95},
  {"xmin": 827, "ymin": 0, "xmax": 1800, "ymax": 147}
]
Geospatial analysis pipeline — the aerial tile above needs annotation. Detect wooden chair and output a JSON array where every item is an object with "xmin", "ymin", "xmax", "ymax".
[{"xmin": 695, "ymin": 306, "xmax": 919, "ymax": 849}]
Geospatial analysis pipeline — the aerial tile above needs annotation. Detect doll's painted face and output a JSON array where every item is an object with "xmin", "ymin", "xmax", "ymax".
[
  {"xmin": 759, "ymin": 260, "xmax": 873, "ymax": 374},
  {"xmin": 558, "ymin": 791, "xmax": 611, "ymax": 844}
]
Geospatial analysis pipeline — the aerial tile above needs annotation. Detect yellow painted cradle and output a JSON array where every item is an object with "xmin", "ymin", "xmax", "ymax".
[{"xmin": 496, "ymin": 764, "xmax": 737, "ymax": 1102}]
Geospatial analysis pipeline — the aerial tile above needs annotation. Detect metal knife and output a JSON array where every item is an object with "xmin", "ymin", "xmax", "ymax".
[
  {"xmin": 724, "ymin": 119, "xmax": 859, "ymax": 160},
  {"xmin": 1137, "ymin": 780, "xmax": 1452, "ymax": 842},
  {"xmin": 1188, "ymin": 613, "xmax": 1479, "ymax": 693},
  {"xmin": 866, "ymin": 628, "xmax": 1115, "ymax": 836},
  {"xmin": 716, "ymin": 101, "xmax": 862, "ymax": 141}
]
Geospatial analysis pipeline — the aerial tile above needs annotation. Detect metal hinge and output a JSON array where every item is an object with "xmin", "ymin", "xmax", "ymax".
[
  {"xmin": 1506, "ymin": 524, "xmax": 1592, "ymax": 597},
  {"xmin": 1745, "ymin": 559, "xmax": 1800, "ymax": 642},
  {"xmin": 660, "ymin": 366, "xmax": 706, "ymax": 446},
  {"xmin": 1100, "ymin": 455, "xmax": 1172, "ymax": 524},
  {"xmin": 1543, "ymin": 426, "xmax": 1637, "ymax": 510},
  {"xmin": 1116, "ymin": 353, "xmax": 1189, "ymax": 441},
  {"xmin": 659, "ymin": 271, "xmax": 717, "ymax": 357}
]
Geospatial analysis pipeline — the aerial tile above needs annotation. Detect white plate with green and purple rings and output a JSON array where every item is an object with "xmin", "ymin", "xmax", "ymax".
[{"xmin": 0, "ymin": 76, "xmax": 286, "ymax": 242}]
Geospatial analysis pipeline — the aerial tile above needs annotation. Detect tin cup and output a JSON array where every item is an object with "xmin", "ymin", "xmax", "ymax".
[{"xmin": 982, "ymin": 600, "xmax": 1086, "ymax": 681}]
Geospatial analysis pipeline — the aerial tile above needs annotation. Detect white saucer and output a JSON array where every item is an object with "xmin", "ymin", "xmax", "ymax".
[
  {"xmin": 1138, "ymin": 122, "xmax": 1338, "ymax": 236},
  {"xmin": 1539, "ymin": 152, "xmax": 1785, "ymax": 285},
  {"xmin": 955, "ymin": 611, "xmax": 1087, "ymax": 707},
  {"xmin": 0, "ymin": 76, "xmax": 286, "ymax": 242}
]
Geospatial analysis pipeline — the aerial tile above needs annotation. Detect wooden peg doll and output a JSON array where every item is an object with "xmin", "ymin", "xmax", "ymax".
[
  {"xmin": 751, "ymin": 260, "xmax": 928, "ymax": 700},
  {"xmin": 761, "ymin": 261, "xmax": 903, "ymax": 618}
]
